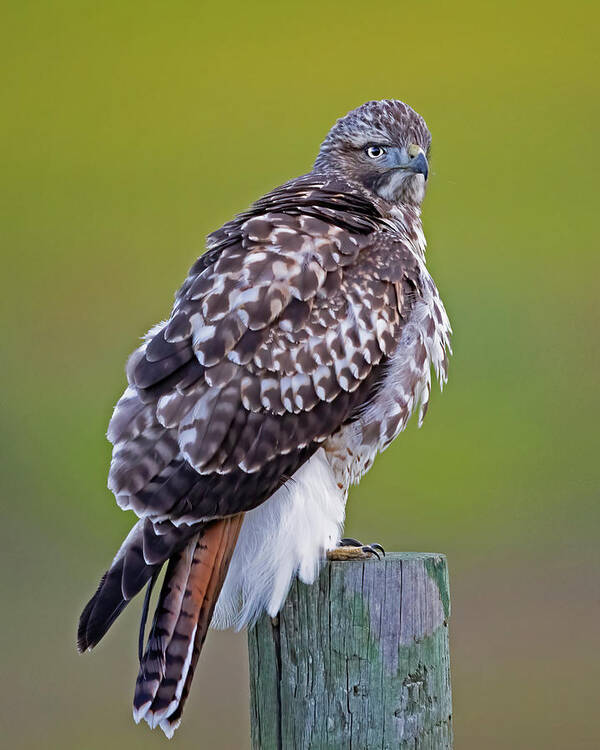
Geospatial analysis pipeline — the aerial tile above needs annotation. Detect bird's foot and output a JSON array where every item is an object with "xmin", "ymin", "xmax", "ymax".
[{"xmin": 327, "ymin": 537, "xmax": 385, "ymax": 561}]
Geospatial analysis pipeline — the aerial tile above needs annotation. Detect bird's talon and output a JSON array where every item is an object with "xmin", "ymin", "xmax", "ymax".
[
  {"xmin": 339, "ymin": 537, "xmax": 362, "ymax": 547},
  {"xmin": 327, "ymin": 538, "xmax": 385, "ymax": 561},
  {"xmin": 362, "ymin": 545, "xmax": 381, "ymax": 560}
]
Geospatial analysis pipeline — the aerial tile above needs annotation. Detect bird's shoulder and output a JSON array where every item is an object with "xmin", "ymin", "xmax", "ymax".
[{"xmin": 176, "ymin": 172, "xmax": 424, "ymax": 306}]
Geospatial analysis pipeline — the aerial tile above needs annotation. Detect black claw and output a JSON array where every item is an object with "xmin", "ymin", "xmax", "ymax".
[
  {"xmin": 362, "ymin": 545, "xmax": 381, "ymax": 560},
  {"xmin": 339, "ymin": 537, "xmax": 362, "ymax": 548},
  {"xmin": 339, "ymin": 538, "xmax": 385, "ymax": 559},
  {"xmin": 338, "ymin": 536, "xmax": 385, "ymax": 560}
]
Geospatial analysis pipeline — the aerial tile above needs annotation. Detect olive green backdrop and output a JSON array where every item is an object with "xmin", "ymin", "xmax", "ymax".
[{"xmin": 2, "ymin": 1, "xmax": 598, "ymax": 748}]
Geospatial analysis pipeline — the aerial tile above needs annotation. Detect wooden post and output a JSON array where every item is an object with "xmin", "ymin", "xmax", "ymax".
[{"xmin": 248, "ymin": 552, "xmax": 452, "ymax": 749}]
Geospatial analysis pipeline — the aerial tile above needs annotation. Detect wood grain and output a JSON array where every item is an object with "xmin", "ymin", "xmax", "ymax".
[{"xmin": 248, "ymin": 552, "xmax": 452, "ymax": 749}]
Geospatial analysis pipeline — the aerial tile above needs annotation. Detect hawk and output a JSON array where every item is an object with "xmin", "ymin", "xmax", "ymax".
[{"xmin": 77, "ymin": 99, "xmax": 451, "ymax": 737}]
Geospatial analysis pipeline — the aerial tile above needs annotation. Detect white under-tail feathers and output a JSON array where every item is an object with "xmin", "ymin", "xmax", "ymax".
[{"xmin": 211, "ymin": 448, "xmax": 346, "ymax": 630}]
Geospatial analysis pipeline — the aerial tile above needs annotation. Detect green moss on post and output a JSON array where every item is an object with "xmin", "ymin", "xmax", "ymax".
[{"xmin": 248, "ymin": 553, "xmax": 452, "ymax": 749}]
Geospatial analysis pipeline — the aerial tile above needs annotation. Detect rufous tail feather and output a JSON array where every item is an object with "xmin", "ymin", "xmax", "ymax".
[{"xmin": 133, "ymin": 514, "xmax": 244, "ymax": 737}]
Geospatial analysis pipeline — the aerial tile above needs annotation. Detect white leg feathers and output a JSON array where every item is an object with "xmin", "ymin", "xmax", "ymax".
[{"xmin": 211, "ymin": 449, "xmax": 345, "ymax": 630}]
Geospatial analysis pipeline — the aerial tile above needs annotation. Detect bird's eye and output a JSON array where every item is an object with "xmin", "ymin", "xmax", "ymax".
[{"xmin": 366, "ymin": 145, "xmax": 385, "ymax": 159}]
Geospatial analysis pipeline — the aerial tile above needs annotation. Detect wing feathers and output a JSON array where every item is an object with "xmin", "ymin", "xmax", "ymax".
[
  {"xmin": 105, "ymin": 179, "xmax": 422, "ymax": 529},
  {"xmin": 78, "ymin": 520, "xmax": 192, "ymax": 652}
]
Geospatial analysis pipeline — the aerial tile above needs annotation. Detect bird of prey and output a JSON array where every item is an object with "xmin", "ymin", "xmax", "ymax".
[{"xmin": 77, "ymin": 99, "xmax": 451, "ymax": 737}]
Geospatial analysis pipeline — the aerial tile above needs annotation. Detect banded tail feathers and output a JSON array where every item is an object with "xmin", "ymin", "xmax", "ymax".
[{"xmin": 78, "ymin": 515, "xmax": 244, "ymax": 736}]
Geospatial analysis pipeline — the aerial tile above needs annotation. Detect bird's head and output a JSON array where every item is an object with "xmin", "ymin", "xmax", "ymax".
[{"xmin": 313, "ymin": 99, "xmax": 432, "ymax": 207}]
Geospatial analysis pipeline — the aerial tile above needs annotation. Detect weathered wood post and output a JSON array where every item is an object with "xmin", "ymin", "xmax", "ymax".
[{"xmin": 248, "ymin": 552, "xmax": 452, "ymax": 749}]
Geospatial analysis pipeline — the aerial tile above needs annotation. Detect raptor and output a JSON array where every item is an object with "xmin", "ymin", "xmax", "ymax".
[{"xmin": 77, "ymin": 99, "xmax": 452, "ymax": 736}]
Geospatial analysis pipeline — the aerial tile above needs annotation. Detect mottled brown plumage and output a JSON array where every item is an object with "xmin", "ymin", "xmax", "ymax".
[{"xmin": 78, "ymin": 99, "xmax": 451, "ymax": 737}]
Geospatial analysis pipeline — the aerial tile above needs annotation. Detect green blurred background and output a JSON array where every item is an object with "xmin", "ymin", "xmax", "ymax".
[{"xmin": 2, "ymin": 1, "xmax": 599, "ymax": 747}]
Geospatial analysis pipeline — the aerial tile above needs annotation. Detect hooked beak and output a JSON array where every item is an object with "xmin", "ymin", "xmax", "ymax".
[{"xmin": 406, "ymin": 144, "xmax": 429, "ymax": 180}]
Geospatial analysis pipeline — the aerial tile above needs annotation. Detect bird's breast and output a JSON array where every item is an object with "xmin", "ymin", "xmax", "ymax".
[{"xmin": 324, "ymin": 264, "xmax": 451, "ymax": 494}]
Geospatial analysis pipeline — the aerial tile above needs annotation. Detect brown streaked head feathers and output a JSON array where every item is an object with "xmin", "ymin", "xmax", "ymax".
[{"xmin": 313, "ymin": 99, "xmax": 432, "ymax": 207}]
